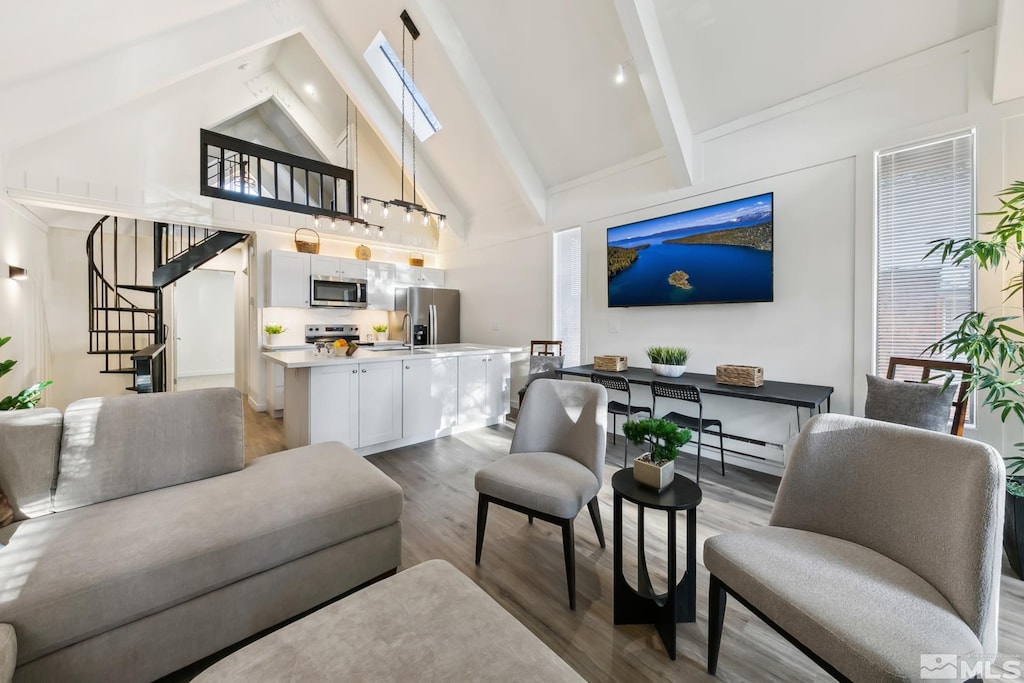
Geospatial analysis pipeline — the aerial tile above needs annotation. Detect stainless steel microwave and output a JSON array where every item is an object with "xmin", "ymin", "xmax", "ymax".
[{"xmin": 310, "ymin": 275, "xmax": 367, "ymax": 308}]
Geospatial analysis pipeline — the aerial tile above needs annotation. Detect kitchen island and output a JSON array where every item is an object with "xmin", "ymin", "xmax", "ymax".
[{"xmin": 263, "ymin": 344, "xmax": 519, "ymax": 455}]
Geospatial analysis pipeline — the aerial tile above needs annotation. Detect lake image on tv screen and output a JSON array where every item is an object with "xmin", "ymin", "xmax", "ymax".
[{"xmin": 607, "ymin": 193, "xmax": 773, "ymax": 307}]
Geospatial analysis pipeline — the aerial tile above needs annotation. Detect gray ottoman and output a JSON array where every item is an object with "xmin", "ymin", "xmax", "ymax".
[{"xmin": 195, "ymin": 560, "xmax": 583, "ymax": 682}]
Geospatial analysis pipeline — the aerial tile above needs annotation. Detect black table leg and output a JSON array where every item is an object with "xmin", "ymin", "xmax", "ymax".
[{"xmin": 654, "ymin": 510, "xmax": 678, "ymax": 659}]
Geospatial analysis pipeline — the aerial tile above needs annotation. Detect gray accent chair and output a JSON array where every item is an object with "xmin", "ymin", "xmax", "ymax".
[
  {"xmin": 705, "ymin": 414, "xmax": 1004, "ymax": 682},
  {"xmin": 0, "ymin": 388, "xmax": 403, "ymax": 683},
  {"xmin": 475, "ymin": 379, "xmax": 608, "ymax": 610}
]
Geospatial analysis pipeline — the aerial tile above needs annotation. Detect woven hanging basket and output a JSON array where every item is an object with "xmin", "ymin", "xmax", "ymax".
[
  {"xmin": 355, "ymin": 244, "xmax": 372, "ymax": 260},
  {"xmin": 294, "ymin": 227, "xmax": 321, "ymax": 254}
]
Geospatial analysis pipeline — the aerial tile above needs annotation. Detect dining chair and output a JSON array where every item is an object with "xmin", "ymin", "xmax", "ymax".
[
  {"xmin": 474, "ymin": 379, "xmax": 608, "ymax": 610},
  {"xmin": 590, "ymin": 372, "xmax": 650, "ymax": 467},
  {"xmin": 529, "ymin": 340, "xmax": 564, "ymax": 357},
  {"xmin": 651, "ymin": 381, "xmax": 725, "ymax": 482},
  {"xmin": 883, "ymin": 356, "xmax": 973, "ymax": 435},
  {"xmin": 517, "ymin": 352, "xmax": 565, "ymax": 408}
]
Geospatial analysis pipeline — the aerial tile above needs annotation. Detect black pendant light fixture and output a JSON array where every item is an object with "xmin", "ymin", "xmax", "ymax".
[{"xmin": 361, "ymin": 10, "xmax": 447, "ymax": 230}]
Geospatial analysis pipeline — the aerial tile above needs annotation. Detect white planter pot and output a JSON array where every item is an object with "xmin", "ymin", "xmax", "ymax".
[
  {"xmin": 634, "ymin": 453, "xmax": 675, "ymax": 491},
  {"xmin": 265, "ymin": 333, "xmax": 280, "ymax": 347},
  {"xmin": 651, "ymin": 363, "xmax": 686, "ymax": 378}
]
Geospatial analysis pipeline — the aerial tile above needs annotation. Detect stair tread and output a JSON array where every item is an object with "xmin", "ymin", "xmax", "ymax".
[
  {"xmin": 92, "ymin": 329, "xmax": 157, "ymax": 334},
  {"xmin": 93, "ymin": 307, "xmax": 159, "ymax": 313},
  {"xmin": 116, "ymin": 284, "xmax": 160, "ymax": 292},
  {"xmin": 99, "ymin": 369, "xmax": 137, "ymax": 375},
  {"xmin": 88, "ymin": 350, "xmax": 141, "ymax": 355}
]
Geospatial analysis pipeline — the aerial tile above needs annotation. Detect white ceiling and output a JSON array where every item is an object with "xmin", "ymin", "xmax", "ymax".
[
  {"xmin": 655, "ymin": 0, "xmax": 998, "ymax": 132},
  {"xmin": 0, "ymin": 0, "xmax": 1009, "ymax": 229}
]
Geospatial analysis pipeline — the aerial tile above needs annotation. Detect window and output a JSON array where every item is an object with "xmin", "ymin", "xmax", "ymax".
[
  {"xmin": 364, "ymin": 31, "xmax": 441, "ymax": 142},
  {"xmin": 554, "ymin": 228, "xmax": 582, "ymax": 367},
  {"xmin": 875, "ymin": 131, "xmax": 975, "ymax": 384}
]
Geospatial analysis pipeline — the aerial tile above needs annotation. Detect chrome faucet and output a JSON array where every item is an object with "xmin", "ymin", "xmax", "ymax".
[{"xmin": 402, "ymin": 313, "xmax": 414, "ymax": 352}]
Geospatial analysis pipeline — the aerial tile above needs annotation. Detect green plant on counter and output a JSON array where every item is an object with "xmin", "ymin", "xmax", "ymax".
[
  {"xmin": 622, "ymin": 418, "xmax": 691, "ymax": 465},
  {"xmin": 372, "ymin": 324, "xmax": 388, "ymax": 334},
  {"xmin": 0, "ymin": 336, "xmax": 52, "ymax": 411},
  {"xmin": 646, "ymin": 346, "xmax": 690, "ymax": 366},
  {"xmin": 264, "ymin": 324, "xmax": 286, "ymax": 335}
]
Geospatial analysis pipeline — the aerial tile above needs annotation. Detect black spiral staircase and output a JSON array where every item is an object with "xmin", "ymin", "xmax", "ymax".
[{"xmin": 87, "ymin": 217, "xmax": 246, "ymax": 393}]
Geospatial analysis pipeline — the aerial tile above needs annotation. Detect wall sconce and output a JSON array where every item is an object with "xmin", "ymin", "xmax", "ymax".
[{"xmin": 8, "ymin": 266, "xmax": 27, "ymax": 281}]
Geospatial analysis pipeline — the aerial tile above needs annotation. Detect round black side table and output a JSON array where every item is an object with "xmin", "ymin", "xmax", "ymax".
[{"xmin": 612, "ymin": 468, "xmax": 703, "ymax": 660}]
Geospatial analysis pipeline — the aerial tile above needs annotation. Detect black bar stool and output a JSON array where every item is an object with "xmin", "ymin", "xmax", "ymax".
[
  {"xmin": 651, "ymin": 381, "xmax": 726, "ymax": 482},
  {"xmin": 590, "ymin": 372, "xmax": 651, "ymax": 467}
]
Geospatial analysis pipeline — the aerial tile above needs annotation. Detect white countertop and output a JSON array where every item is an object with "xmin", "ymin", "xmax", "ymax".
[
  {"xmin": 263, "ymin": 343, "xmax": 522, "ymax": 369},
  {"xmin": 262, "ymin": 343, "xmax": 313, "ymax": 352}
]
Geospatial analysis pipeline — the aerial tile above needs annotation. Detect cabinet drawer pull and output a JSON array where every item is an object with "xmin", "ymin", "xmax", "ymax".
[
  {"xmin": 406, "ymin": 365, "xmax": 411, "ymax": 369},
  {"xmin": 352, "ymin": 369, "xmax": 358, "ymax": 374},
  {"xmin": 361, "ymin": 369, "xmax": 367, "ymax": 373}
]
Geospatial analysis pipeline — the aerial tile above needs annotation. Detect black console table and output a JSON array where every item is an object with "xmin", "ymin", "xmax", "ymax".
[
  {"xmin": 612, "ymin": 468, "xmax": 702, "ymax": 660},
  {"xmin": 559, "ymin": 365, "xmax": 833, "ymax": 429}
]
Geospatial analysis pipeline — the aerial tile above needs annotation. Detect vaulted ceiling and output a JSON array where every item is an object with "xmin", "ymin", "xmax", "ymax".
[{"xmin": 0, "ymin": 0, "xmax": 1010, "ymax": 235}]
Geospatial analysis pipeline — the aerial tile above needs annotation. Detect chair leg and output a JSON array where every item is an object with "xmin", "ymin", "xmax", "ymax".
[
  {"xmin": 708, "ymin": 573, "xmax": 728, "ymax": 675},
  {"xmin": 718, "ymin": 426, "xmax": 726, "ymax": 477},
  {"xmin": 587, "ymin": 497, "xmax": 605, "ymax": 548},
  {"xmin": 527, "ymin": 515, "xmax": 533, "ymax": 524},
  {"xmin": 696, "ymin": 423, "xmax": 703, "ymax": 483},
  {"xmin": 562, "ymin": 517, "xmax": 576, "ymax": 610},
  {"xmin": 475, "ymin": 495, "xmax": 489, "ymax": 565},
  {"xmin": 611, "ymin": 413, "xmax": 617, "ymax": 446}
]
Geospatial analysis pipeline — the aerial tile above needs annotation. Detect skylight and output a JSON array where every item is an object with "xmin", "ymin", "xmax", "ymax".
[{"xmin": 364, "ymin": 31, "xmax": 441, "ymax": 142}]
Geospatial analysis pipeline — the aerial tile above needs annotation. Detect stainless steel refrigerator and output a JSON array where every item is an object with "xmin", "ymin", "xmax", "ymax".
[{"xmin": 389, "ymin": 287, "xmax": 460, "ymax": 345}]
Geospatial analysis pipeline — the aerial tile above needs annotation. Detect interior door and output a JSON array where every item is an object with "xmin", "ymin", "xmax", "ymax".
[{"xmin": 173, "ymin": 269, "xmax": 235, "ymax": 391}]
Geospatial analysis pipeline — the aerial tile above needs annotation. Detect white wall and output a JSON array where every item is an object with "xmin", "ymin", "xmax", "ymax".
[
  {"xmin": 0, "ymin": 194, "xmax": 51, "ymax": 406},
  {"xmin": 442, "ymin": 28, "xmax": 1024, "ymax": 469}
]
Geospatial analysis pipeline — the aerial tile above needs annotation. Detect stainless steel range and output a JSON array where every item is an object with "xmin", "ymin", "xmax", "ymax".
[{"xmin": 304, "ymin": 324, "xmax": 360, "ymax": 351}]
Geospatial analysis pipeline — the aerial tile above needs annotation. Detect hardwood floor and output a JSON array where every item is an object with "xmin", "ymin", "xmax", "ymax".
[
  {"xmin": 242, "ymin": 398, "xmax": 286, "ymax": 462},
  {"xmin": 245, "ymin": 417, "xmax": 1024, "ymax": 681}
]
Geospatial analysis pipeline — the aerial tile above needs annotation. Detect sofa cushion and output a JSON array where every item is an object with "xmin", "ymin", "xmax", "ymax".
[
  {"xmin": 54, "ymin": 388, "xmax": 244, "ymax": 511},
  {"xmin": 475, "ymin": 452, "xmax": 600, "ymax": 518},
  {"xmin": 0, "ymin": 442, "xmax": 403, "ymax": 665},
  {"xmin": 864, "ymin": 374, "xmax": 956, "ymax": 432},
  {"xmin": 704, "ymin": 527, "xmax": 984, "ymax": 682},
  {"xmin": 0, "ymin": 408, "xmax": 62, "ymax": 520},
  {"xmin": 193, "ymin": 560, "xmax": 583, "ymax": 682}
]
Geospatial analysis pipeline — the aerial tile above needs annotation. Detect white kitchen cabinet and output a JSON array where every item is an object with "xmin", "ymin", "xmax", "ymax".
[
  {"xmin": 458, "ymin": 353, "xmax": 510, "ymax": 425},
  {"xmin": 486, "ymin": 353, "xmax": 511, "ymax": 419},
  {"xmin": 366, "ymin": 263, "xmax": 396, "ymax": 310},
  {"xmin": 267, "ymin": 250, "xmax": 310, "ymax": 307},
  {"xmin": 309, "ymin": 255, "xmax": 341, "ymax": 277},
  {"xmin": 403, "ymin": 357, "xmax": 458, "ymax": 439},
  {"xmin": 395, "ymin": 265, "xmax": 444, "ymax": 287},
  {"xmin": 357, "ymin": 361, "xmax": 403, "ymax": 447},
  {"xmin": 264, "ymin": 359, "xmax": 285, "ymax": 417},
  {"xmin": 339, "ymin": 258, "xmax": 368, "ymax": 280},
  {"xmin": 308, "ymin": 364, "xmax": 360, "ymax": 446}
]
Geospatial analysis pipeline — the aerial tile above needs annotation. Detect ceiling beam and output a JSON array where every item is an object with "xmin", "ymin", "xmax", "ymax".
[
  {"xmin": 290, "ymin": 0, "xmax": 467, "ymax": 239},
  {"xmin": 612, "ymin": 0, "xmax": 696, "ymax": 187},
  {"xmin": 993, "ymin": 0, "xmax": 1024, "ymax": 104},
  {"xmin": 413, "ymin": 0, "xmax": 548, "ymax": 225},
  {"xmin": 0, "ymin": 0, "xmax": 297, "ymax": 153}
]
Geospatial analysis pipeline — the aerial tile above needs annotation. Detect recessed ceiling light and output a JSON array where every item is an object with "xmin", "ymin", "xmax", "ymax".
[
  {"xmin": 614, "ymin": 63, "xmax": 626, "ymax": 85},
  {"xmin": 304, "ymin": 83, "xmax": 317, "ymax": 97}
]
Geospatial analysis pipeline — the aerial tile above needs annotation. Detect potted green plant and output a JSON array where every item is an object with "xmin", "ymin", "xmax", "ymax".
[
  {"xmin": 1, "ymin": 335, "xmax": 52, "ymax": 410},
  {"xmin": 372, "ymin": 324, "xmax": 388, "ymax": 341},
  {"xmin": 647, "ymin": 346, "xmax": 689, "ymax": 378},
  {"xmin": 622, "ymin": 418, "xmax": 692, "ymax": 490},
  {"xmin": 263, "ymin": 324, "xmax": 286, "ymax": 345},
  {"xmin": 927, "ymin": 180, "xmax": 1024, "ymax": 577}
]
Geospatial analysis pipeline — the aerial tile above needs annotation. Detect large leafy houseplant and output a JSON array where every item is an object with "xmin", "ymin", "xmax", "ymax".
[{"xmin": 0, "ymin": 335, "xmax": 52, "ymax": 410}]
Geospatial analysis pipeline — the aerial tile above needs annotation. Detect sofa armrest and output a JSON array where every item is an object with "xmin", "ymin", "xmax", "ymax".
[{"xmin": 0, "ymin": 624, "xmax": 16, "ymax": 683}]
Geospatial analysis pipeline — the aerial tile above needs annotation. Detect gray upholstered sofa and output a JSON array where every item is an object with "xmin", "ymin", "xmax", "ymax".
[{"xmin": 0, "ymin": 388, "xmax": 403, "ymax": 682}]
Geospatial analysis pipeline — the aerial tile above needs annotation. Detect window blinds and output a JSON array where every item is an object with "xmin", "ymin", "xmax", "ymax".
[
  {"xmin": 553, "ymin": 227, "xmax": 582, "ymax": 367},
  {"xmin": 875, "ymin": 132, "xmax": 975, "ymax": 381}
]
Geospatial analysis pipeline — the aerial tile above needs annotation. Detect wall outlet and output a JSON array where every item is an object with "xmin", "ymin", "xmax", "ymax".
[
  {"xmin": 608, "ymin": 318, "xmax": 621, "ymax": 333},
  {"xmin": 491, "ymin": 321, "xmax": 500, "ymax": 332}
]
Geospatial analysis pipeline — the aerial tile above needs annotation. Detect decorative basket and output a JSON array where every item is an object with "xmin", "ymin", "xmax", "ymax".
[
  {"xmin": 294, "ymin": 228, "xmax": 321, "ymax": 254},
  {"xmin": 594, "ymin": 355, "xmax": 628, "ymax": 372},
  {"xmin": 409, "ymin": 252, "xmax": 425, "ymax": 267},
  {"xmin": 716, "ymin": 364, "xmax": 764, "ymax": 387},
  {"xmin": 355, "ymin": 244, "xmax": 372, "ymax": 261}
]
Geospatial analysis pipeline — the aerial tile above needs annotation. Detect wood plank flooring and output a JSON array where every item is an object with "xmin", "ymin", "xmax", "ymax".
[{"xmin": 245, "ymin": 414, "xmax": 1024, "ymax": 681}]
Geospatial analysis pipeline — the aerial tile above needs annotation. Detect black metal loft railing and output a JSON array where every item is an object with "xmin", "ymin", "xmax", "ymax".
[{"xmin": 199, "ymin": 128, "xmax": 359, "ymax": 222}]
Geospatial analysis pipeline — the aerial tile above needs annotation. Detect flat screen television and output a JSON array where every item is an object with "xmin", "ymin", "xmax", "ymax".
[{"xmin": 607, "ymin": 192, "xmax": 773, "ymax": 307}]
